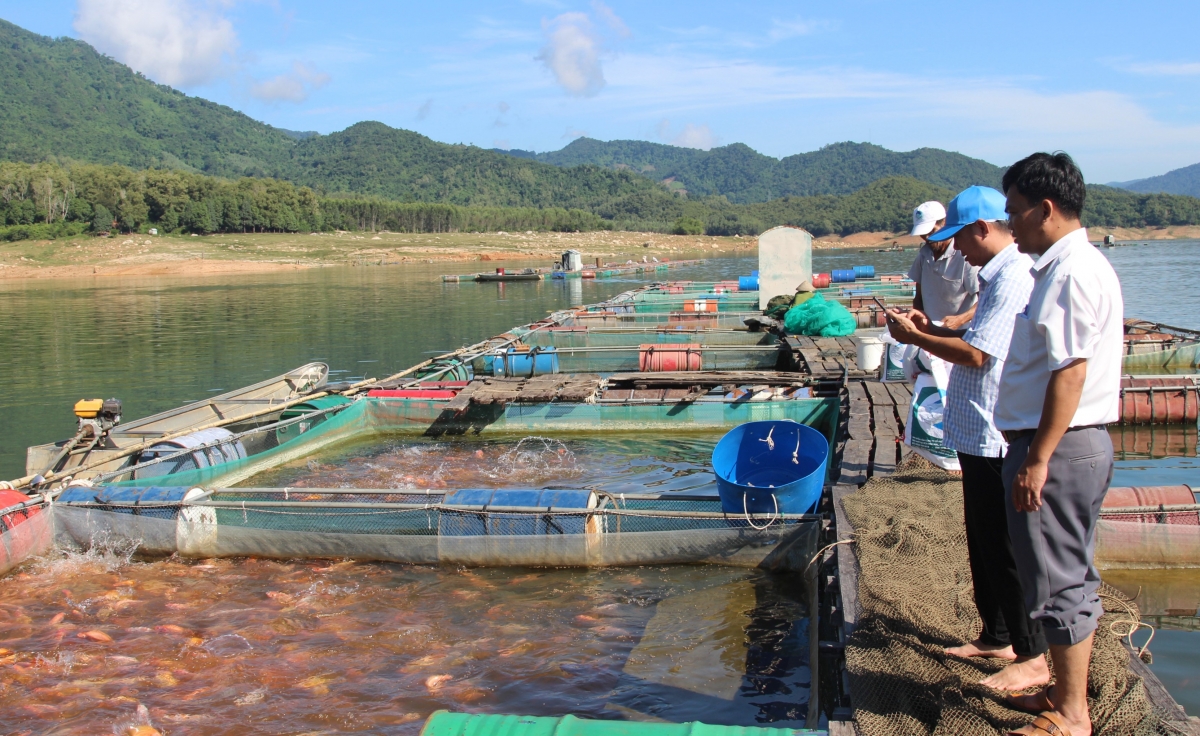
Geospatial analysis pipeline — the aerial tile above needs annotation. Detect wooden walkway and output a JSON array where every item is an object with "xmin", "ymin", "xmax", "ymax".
[{"xmin": 820, "ymin": 339, "xmax": 1197, "ymax": 734}]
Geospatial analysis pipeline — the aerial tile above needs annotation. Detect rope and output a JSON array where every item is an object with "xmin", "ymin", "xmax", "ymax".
[
  {"xmin": 743, "ymin": 492, "xmax": 779, "ymax": 530},
  {"xmin": 1099, "ymin": 589, "xmax": 1156, "ymax": 661}
]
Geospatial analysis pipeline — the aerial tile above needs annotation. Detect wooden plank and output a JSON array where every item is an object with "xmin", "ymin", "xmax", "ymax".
[
  {"xmin": 1125, "ymin": 645, "xmax": 1197, "ymax": 734},
  {"xmin": 884, "ymin": 381, "xmax": 913, "ymax": 407},
  {"xmin": 864, "ymin": 381, "xmax": 893, "ymax": 406},
  {"xmin": 443, "ymin": 382, "xmax": 481, "ymax": 412},
  {"xmin": 832, "ymin": 484, "xmax": 862, "ymax": 636},
  {"xmin": 872, "ymin": 404, "xmax": 899, "ymax": 441},
  {"xmin": 838, "ymin": 439, "xmax": 872, "ymax": 486},
  {"xmin": 847, "ymin": 381, "xmax": 868, "ymax": 404},
  {"xmin": 847, "ymin": 415, "xmax": 872, "ymax": 441}
]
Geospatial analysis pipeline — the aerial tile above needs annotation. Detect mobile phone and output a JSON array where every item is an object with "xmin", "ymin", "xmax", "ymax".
[{"xmin": 872, "ymin": 296, "xmax": 894, "ymax": 321}]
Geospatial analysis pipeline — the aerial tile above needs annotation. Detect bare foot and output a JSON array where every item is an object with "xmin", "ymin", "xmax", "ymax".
[
  {"xmin": 981, "ymin": 654, "xmax": 1051, "ymax": 691},
  {"xmin": 1006, "ymin": 687, "xmax": 1093, "ymax": 736},
  {"xmin": 946, "ymin": 639, "xmax": 1018, "ymax": 660}
]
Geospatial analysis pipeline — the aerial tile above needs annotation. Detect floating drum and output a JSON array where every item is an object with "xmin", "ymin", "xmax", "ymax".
[
  {"xmin": 1103, "ymin": 485, "xmax": 1199, "ymax": 525},
  {"xmin": 0, "ymin": 489, "xmax": 48, "ymax": 576},
  {"xmin": 439, "ymin": 489, "xmax": 600, "ymax": 536},
  {"xmin": 639, "ymin": 344, "xmax": 703, "ymax": 372},
  {"xmin": 494, "ymin": 347, "xmax": 559, "ymax": 377},
  {"xmin": 1120, "ymin": 377, "xmax": 1200, "ymax": 424},
  {"xmin": 853, "ymin": 265, "xmax": 875, "ymax": 279},
  {"xmin": 683, "ymin": 298, "xmax": 719, "ymax": 313},
  {"xmin": 738, "ymin": 275, "xmax": 759, "ymax": 291},
  {"xmin": 712, "ymin": 420, "xmax": 828, "ymax": 515},
  {"xmin": 134, "ymin": 428, "xmax": 247, "ymax": 480},
  {"xmin": 831, "ymin": 269, "xmax": 856, "ymax": 283},
  {"xmin": 276, "ymin": 395, "xmax": 353, "ymax": 444}
]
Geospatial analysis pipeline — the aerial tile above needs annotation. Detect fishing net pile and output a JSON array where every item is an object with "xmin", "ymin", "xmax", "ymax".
[
  {"xmin": 841, "ymin": 463, "xmax": 1177, "ymax": 736},
  {"xmin": 783, "ymin": 293, "xmax": 856, "ymax": 337}
]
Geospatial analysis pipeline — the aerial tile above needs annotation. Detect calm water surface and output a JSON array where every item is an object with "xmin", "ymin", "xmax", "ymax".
[{"xmin": 2, "ymin": 242, "xmax": 1199, "ymax": 724}]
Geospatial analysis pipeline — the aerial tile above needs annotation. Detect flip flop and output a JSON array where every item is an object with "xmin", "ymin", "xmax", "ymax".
[{"xmin": 1006, "ymin": 711, "xmax": 1073, "ymax": 736}]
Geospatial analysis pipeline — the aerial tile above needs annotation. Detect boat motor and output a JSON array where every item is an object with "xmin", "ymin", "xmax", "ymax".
[{"xmin": 74, "ymin": 398, "xmax": 122, "ymax": 438}]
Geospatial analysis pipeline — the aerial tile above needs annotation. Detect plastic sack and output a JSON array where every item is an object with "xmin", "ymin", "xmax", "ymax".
[
  {"xmin": 903, "ymin": 350, "xmax": 960, "ymax": 470},
  {"xmin": 879, "ymin": 334, "xmax": 909, "ymax": 383},
  {"xmin": 783, "ymin": 292, "xmax": 857, "ymax": 337}
]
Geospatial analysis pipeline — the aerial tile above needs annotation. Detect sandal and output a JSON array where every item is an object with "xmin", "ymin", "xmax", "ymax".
[
  {"xmin": 1006, "ymin": 686, "xmax": 1055, "ymax": 713},
  {"xmin": 1006, "ymin": 711, "xmax": 1073, "ymax": 736}
]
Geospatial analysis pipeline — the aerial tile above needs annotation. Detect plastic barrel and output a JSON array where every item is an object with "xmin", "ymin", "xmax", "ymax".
[
  {"xmin": 502, "ymin": 347, "xmax": 559, "ymax": 377},
  {"xmin": 812, "ymin": 273, "xmax": 831, "ymax": 289},
  {"xmin": 1103, "ymin": 485, "xmax": 1199, "ymax": 525},
  {"xmin": 420, "ymin": 711, "xmax": 813, "ymax": 736},
  {"xmin": 831, "ymin": 269, "xmax": 856, "ymax": 283},
  {"xmin": 639, "ymin": 344, "xmax": 703, "ymax": 371},
  {"xmin": 853, "ymin": 265, "xmax": 875, "ymax": 279},
  {"xmin": 711, "ymin": 420, "xmax": 828, "ymax": 514},
  {"xmin": 134, "ymin": 428, "xmax": 247, "ymax": 480},
  {"xmin": 439, "ymin": 489, "xmax": 599, "ymax": 536},
  {"xmin": 738, "ymin": 275, "xmax": 759, "ymax": 291}
]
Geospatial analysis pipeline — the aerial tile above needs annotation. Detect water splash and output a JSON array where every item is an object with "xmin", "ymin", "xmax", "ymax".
[
  {"xmin": 488, "ymin": 436, "xmax": 579, "ymax": 481},
  {"xmin": 34, "ymin": 649, "xmax": 78, "ymax": 675},
  {"xmin": 32, "ymin": 530, "xmax": 142, "ymax": 577},
  {"xmin": 111, "ymin": 703, "xmax": 156, "ymax": 735},
  {"xmin": 202, "ymin": 633, "xmax": 253, "ymax": 658}
]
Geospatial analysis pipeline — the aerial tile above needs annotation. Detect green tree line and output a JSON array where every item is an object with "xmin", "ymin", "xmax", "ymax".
[{"xmin": 3, "ymin": 161, "xmax": 1199, "ymax": 243}]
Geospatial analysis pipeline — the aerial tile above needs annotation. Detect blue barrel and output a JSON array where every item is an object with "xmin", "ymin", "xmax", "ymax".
[
  {"xmin": 738, "ymin": 275, "xmax": 759, "ymax": 291},
  {"xmin": 853, "ymin": 265, "xmax": 875, "ymax": 279},
  {"xmin": 59, "ymin": 486, "xmax": 198, "ymax": 520},
  {"xmin": 831, "ymin": 269, "xmax": 856, "ymax": 283},
  {"xmin": 491, "ymin": 347, "xmax": 559, "ymax": 377},
  {"xmin": 711, "ymin": 421, "xmax": 828, "ymax": 514},
  {"xmin": 439, "ymin": 489, "xmax": 597, "ymax": 536}
]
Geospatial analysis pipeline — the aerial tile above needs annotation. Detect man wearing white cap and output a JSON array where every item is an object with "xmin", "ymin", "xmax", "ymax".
[{"xmin": 908, "ymin": 201, "xmax": 980, "ymax": 330}]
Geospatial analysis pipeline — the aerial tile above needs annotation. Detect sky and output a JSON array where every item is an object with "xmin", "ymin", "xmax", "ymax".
[{"xmin": 2, "ymin": 0, "xmax": 1199, "ymax": 183}]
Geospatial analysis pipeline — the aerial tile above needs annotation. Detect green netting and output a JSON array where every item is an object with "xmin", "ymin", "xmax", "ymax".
[
  {"xmin": 102, "ymin": 396, "xmax": 840, "ymax": 490},
  {"xmin": 1121, "ymin": 343, "xmax": 1200, "ymax": 373},
  {"xmin": 521, "ymin": 331, "xmax": 774, "ymax": 349},
  {"xmin": 783, "ymin": 293, "xmax": 857, "ymax": 337}
]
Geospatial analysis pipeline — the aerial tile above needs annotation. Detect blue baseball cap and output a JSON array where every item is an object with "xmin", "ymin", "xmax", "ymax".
[{"xmin": 927, "ymin": 186, "xmax": 1008, "ymax": 242}]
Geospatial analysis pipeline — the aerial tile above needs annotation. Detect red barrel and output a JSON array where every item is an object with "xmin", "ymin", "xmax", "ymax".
[
  {"xmin": 581, "ymin": 271, "xmax": 596, "ymax": 279},
  {"xmin": 683, "ymin": 299, "xmax": 719, "ymax": 313},
  {"xmin": 639, "ymin": 344, "xmax": 703, "ymax": 371},
  {"xmin": 1119, "ymin": 377, "xmax": 1200, "ymax": 424},
  {"xmin": 1103, "ymin": 485, "xmax": 1199, "ymax": 525},
  {"xmin": 812, "ymin": 273, "xmax": 831, "ymax": 289}
]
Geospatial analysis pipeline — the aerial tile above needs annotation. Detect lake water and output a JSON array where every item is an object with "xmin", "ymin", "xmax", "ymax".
[{"xmin": 2, "ymin": 240, "xmax": 1199, "ymax": 727}]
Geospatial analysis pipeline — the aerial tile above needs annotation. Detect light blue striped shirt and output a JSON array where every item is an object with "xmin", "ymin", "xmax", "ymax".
[{"xmin": 944, "ymin": 243, "xmax": 1035, "ymax": 457}]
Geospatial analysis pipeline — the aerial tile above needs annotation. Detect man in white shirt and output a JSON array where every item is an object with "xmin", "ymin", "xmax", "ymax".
[
  {"xmin": 884, "ymin": 186, "xmax": 1047, "ymax": 692},
  {"xmin": 995, "ymin": 153, "xmax": 1124, "ymax": 736},
  {"xmin": 907, "ymin": 201, "xmax": 980, "ymax": 329}
]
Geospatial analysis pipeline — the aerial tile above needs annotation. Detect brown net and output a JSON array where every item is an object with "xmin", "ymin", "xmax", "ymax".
[{"xmin": 841, "ymin": 462, "xmax": 1177, "ymax": 736}]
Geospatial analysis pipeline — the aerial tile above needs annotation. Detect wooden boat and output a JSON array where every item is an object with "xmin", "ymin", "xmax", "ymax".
[
  {"xmin": 23, "ymin": 362, "xmax": 329, "ymax": 480},
  {"xmin": 475, "ymin": 269, "xmax": 543, "ymax": 282},
  {"xmin": 1123, "ymin": 319, "xmax": 1200, "ymax": 372}
]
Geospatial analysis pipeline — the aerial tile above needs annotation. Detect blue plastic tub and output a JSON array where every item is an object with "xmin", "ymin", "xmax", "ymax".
[
  {"xmin": 831, "ymin": 269, "xmax": 856, "ymax": 283},
  {"xmin": 711, "ymin": 421, "xmax": 828, "ymax": 515},
  {"xmin": 853, "ymin": 265, "xmax": 876, "ymax": 279},
  {"xmin": 738, "ymin": 275, "xmax": 759, "ymax": 291}
]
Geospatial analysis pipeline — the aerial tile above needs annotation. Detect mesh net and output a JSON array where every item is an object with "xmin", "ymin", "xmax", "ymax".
[
  {"xmin": 53, "ymin": 503, "xmax": 820, "ymax": 570},
  {"xmin": 1096, "ymin": 519, "xmax": 1200, "ymax": 570},
  {"xmin": 840, "ymin": 464, "xmax": 1177, "ymax": 736},
  {"xmin": 784, "ymin": 293, "xmax": 857, "ymax": 337}
]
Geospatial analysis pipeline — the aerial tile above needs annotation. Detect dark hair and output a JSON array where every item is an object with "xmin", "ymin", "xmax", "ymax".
[{"xmin": 1001, "ymin": 152, "xmax": 1086, "ymax": 219}]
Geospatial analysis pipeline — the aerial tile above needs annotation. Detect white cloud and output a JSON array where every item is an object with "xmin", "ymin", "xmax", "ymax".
[
  {"xmin": 74, "ymin": 0, "xmax": 239, "ymax": 88},
  {"xmin": 250, "ymin": 62, "xmax": 331, "ymax": 103},
  {"xmin": 672, "ymin": 123, "xmax": 717, "ymax": 150},
  {"xmin": 591, "ymin": 1, "xmax": 631, "ymax": 39},
  {"xmin": 1122, "ymin": 61, "xmax": 1200, "ymax": 76},
  {"xmin": 767, "ymin": 17, "xmax": 831, "ymax": 42},
  {"xmin": 537, "ymin": 12, "xmax": 606, "ymax": 97},
  {"xmin": 563, "ymin": 127, "xmax": 589, "ymax": 139}
]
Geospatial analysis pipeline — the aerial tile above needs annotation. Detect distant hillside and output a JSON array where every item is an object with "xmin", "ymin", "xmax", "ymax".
[
  {"xmin": 1112, "ymin": 162, "xmax": 1200, "ymax": 198},
  {"xmin": 516, "ymin": 138, "xmax": 1005, "ymax": 203},
  {"xmin": 0, "ymin": 18, "xmax": 297, "ymax": 177}
]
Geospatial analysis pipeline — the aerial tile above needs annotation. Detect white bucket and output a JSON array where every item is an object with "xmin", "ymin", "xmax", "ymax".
[{"xmin": 857, "ymin": 336, "xmax": 885, "ymax": 372}]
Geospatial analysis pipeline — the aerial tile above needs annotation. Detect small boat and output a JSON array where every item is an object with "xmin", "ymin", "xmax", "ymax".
[
  {"xmin": 475, "ymin": 269, "xmax": 543, "ymax": 282},
  {"xmin": 1123, "ymin": 319, "xmax": 1200, "ymax": 372}
]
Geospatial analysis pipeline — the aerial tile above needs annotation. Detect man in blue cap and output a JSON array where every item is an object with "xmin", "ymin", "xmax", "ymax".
[{"xmin": 885, "ymin": 186, "xmax": 1049, "ymax": 692}]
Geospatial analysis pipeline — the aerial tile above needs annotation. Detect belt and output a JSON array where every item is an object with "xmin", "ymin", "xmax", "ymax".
[{"xmin": 1001, "ymin": 424, "xmax": 1108, "ymax": 443}]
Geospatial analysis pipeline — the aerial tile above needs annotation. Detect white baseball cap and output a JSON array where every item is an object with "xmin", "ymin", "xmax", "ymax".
[{"xmin": 910, "ymin": 201, "xmax": 947, "ymax": 237}]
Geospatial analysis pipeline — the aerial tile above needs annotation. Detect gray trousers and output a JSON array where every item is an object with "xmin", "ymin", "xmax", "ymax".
[{"xmin": 1002, "ymin": 427, "xmax": 1113, "ymax": 646}]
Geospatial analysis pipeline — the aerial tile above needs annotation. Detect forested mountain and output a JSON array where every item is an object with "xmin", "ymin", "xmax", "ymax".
[
  {"xmin": 515, "ymin": 138, "xmax": 1006, "ymax": 202},
  {"xmin": 1112, "ymin": 162, "xmax": 1200, "ymax": 198},
  {"xmin": 0, "ymin": 19, "xmax": 296, "ymax": 177}
]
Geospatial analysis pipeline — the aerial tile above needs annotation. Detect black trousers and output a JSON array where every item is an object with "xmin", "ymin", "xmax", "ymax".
[{"xmin": 958, "ymin": 451, "xmax": 1048, "ymax": 657}]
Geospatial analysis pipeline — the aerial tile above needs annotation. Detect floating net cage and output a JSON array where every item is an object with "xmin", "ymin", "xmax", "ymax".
[{"xmin": 50, "ymin": 491, "xmax": 822, "ymax": 569}]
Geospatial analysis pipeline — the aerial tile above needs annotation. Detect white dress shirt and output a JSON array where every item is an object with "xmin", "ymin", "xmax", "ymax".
[{"xmin": 994, "ymin": 228, "xmax": 1124, "ymax": 431}]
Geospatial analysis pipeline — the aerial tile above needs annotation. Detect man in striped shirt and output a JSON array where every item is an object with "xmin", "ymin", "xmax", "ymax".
[{"xmin": 885, "ymin": 186, "xmax": 1048, "ymax": 691}]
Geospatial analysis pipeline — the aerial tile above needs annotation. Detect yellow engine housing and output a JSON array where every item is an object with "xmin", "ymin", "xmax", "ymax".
[{"xmin": 74, "ymin": 399, "xmax": 104, "ymax": 419}]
